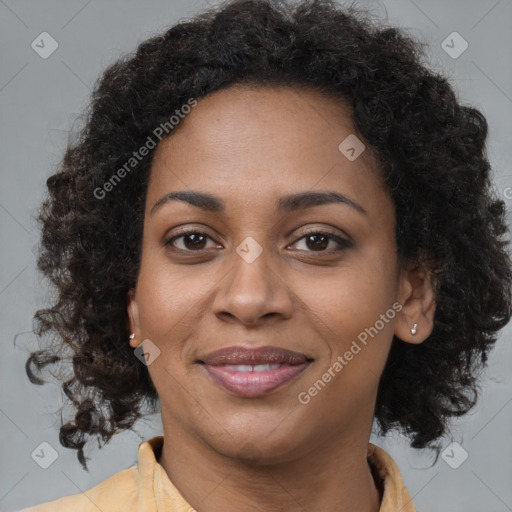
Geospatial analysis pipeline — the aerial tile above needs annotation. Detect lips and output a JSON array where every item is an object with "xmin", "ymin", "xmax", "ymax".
[
  {"xmin": 200, "ymin": 345, "xmax": 310, "ymax": 366},
  {"xmin": 198, "ymin": 346, "xmax": 313, "ymax": 397}
]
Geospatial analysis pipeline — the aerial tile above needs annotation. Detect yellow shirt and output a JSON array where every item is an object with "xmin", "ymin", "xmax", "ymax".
[{"xmin": 20, "ymin": 436, "xmax": 417, "ymax": 511}]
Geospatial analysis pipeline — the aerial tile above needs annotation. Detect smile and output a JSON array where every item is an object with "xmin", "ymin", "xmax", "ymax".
[{"xmin": 201, "ymin": 361, "xmax": 311, "ymax": 397}]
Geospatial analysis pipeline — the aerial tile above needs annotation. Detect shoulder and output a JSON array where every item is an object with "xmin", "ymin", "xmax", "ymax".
[{"xmin": 18, "ymin": 465, "xmax": 139, "ymax": 512}]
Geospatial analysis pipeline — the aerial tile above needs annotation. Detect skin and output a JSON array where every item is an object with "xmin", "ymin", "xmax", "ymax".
[{"xmin": 127, "ymin": 84, "xmax": 436, "ymax": 512}]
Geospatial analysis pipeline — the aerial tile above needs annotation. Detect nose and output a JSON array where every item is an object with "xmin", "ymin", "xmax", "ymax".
[{"xmin": 212, "ymin": 247, "xmax": 293, "ymax": 326}]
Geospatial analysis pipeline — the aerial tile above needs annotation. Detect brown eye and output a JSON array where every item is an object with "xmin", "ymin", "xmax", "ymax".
[
  {"xmin": 304, "ymin": 233, "xmax": 329, "ymax": 251},
  {"xmin": 291, "ymin": 231, "xmax": 352, "ymax": 253},
  {"xmin": 165, "ymin": 230, "xmax": 218, "ymax": 251}
]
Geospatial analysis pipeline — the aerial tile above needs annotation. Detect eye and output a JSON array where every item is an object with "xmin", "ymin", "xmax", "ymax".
[
  {"xmin": 164, "ymin": 229, "xmax": 220, "ymax": 252},
  {"xmin": 290, "ymin": 231, "xmax": 352, "ymax": 253}
]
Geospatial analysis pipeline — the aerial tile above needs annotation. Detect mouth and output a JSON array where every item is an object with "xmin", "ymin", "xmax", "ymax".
[{"xmin": 197, "ymin": 345, "xmax": 314, "ymax": 398}]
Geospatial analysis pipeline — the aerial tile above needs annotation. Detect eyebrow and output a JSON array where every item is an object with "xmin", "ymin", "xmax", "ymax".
[{"xmin": 149, "ymin": 190, "xmax": 368, "ymax": 217}]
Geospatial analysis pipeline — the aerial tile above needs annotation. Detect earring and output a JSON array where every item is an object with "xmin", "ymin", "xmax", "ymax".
[
  {"xmin": 129, "ymin": 333, "xmax": 135, "ymax": 340},
  {"xmin": 411, "ymin": 323, "xmax": 418, "ymax": 336}
]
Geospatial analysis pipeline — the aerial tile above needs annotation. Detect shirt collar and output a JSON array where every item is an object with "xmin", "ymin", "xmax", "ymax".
[
  {"xmin": 138, "ymin": 436, "xmax": 417, "ymax": 512},
  {"xmin": 367, "ymin": 442, "xmax": 417, "ymax": 512}
]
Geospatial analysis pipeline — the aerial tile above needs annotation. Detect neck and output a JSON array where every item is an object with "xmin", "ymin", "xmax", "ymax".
[{"xmin": 157, "ymin": 411, "xmax": 382, "ymax": 512}]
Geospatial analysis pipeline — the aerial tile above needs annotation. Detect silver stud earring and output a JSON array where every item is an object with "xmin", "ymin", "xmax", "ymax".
[
  {"xmin": 411, "ymin": 323, "xmax": 417, "ymax": 336},
  {"xmin": 129, "ymin": 333, "xmax": 135, "ymax": 340}
]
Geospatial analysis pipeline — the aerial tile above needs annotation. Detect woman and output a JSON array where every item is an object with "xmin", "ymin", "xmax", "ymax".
[{"xmin": 21, "ymin": 0, "xmax": 512, "ymax": 510}]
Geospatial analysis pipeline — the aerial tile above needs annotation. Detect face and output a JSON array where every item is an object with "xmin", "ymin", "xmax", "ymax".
[{"xmin": 128, "ymin": 84, "xmax": 433, "ymax": 463}]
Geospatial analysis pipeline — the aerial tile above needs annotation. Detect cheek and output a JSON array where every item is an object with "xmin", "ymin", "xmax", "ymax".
[
  {"xmin": 135, "ymin": 243, "xmax": 216, "ymax": 335},
  {"xmin": 295, "ymin": 263, "xmax": 398, "ymax": 419},
  {"xmin": 298, "ymin": 249, "xmax": 398, "ymax": 344},
  {"xmin": 134, "ymin": 257, "xmax": 223, "ymax": 384}
]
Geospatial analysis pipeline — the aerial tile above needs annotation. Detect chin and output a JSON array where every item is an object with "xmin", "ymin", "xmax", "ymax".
[{"xmin": 206, "ymin": 429, "xmax": 307, "ymax": 466}]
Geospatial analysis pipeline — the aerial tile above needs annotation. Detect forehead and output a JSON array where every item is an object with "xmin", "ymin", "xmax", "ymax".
[{"xmin": 146, "ymin": 84, "xmax": 390, "ymax": 220}]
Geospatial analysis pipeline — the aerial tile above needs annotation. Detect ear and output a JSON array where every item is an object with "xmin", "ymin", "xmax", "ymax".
[
  {"xmin": 394, "ymin": 262, "xmax": 436, "ymax": 344},
  {"xmin": 127, "ymin": 288, "xmax": 142, "ymax": 348}
]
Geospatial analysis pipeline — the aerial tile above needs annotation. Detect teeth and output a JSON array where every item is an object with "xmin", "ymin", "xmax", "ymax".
[
  {"xmin": 228, "ymin": 365, "xmax": 253, "ymax": 372},
  {"xmin": 254, "ymin": 363, "xmax": 281, "ymax": 372},
  {"xmin": 225, "ymin": 364, "xmax": 281, "ymax": 372}
]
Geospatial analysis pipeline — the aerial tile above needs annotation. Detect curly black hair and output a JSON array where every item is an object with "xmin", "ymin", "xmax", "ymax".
[{"xmin": 26, "ymin": 0, "xmax": 512, "ymax": 469}]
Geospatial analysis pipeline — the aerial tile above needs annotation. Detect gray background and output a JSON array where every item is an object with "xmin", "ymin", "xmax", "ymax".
[{"xmin": 1, "ymin": 0, "xmax": 511, "ymax": 511}]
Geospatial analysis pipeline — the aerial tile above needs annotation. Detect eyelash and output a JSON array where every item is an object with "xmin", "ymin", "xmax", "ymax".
[{"xmin": 164, "ymin": 228, "xmax": 352, "ymax": 255}]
